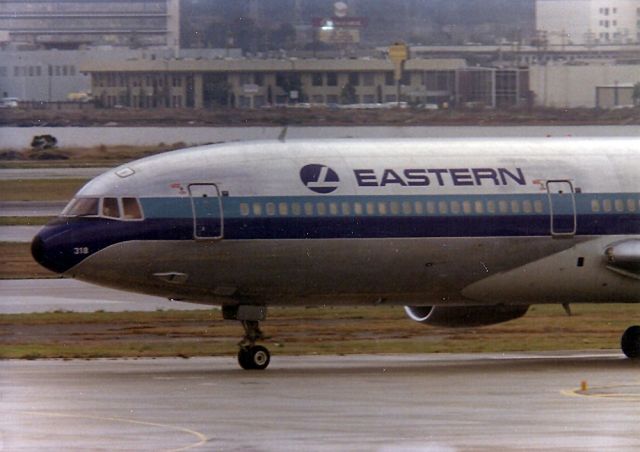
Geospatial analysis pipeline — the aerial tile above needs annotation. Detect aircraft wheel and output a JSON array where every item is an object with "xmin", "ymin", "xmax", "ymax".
[
  {"xmin": 237, "ymin": 345, "xmax": 270, "ymax": 370},
  {"xmin": 621, "ymin": 325, "xmax": 640, "ymax": 359}
]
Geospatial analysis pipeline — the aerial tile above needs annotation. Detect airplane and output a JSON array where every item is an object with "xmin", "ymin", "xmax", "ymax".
[{"xmin": 31, "ymin": 137, "xmax": 640, "ymax": 370}]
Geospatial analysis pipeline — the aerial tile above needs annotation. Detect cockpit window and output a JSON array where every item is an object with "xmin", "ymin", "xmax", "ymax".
[
  {"xmin": 61, "ymin": 197, "xmax": 144, "ymax": 220},
  {"xmin": 122, "ymin": 197, "xmax": 143, "ymax": 219},
  {"xmin": 61, "ymin": 197, "xmax": 99, "ymax": 217},
  {"xmin": 102, "ymin": 197, "xmax": 120, "ymax": 218}
]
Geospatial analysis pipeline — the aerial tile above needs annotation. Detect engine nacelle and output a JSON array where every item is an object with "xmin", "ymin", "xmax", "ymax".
[{"xmin": 404, "ymin": 305, "xmax": 529, "ymax": 328}]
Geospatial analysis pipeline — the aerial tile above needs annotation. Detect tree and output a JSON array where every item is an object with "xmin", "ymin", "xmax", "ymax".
[
  {"xmin": 633, "ymin": 82, "xmax": 640, "ymax": 106},
  {"xmin": 340, "ymin": 83, "xmax": 357, "ymax": 104}
]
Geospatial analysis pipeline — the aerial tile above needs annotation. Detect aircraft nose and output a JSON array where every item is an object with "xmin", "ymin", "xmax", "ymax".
[
  {"xmin": 30, "ymin": 226, "xmax": 76, "ymax": 274},
  {"xmin": 31, "ymin": 231, "xmax": 57, "ymax": 273}
]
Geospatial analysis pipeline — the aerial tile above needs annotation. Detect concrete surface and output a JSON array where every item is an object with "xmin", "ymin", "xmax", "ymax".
[
  {"xmin": 3, "ymin": 125, "xmax": 640, "ymax": 148},
  {"xmin": 0, "ymin": 167, "xmax": 108, "ymax": 180},
  {"xmin": 0, "ymin": 201, "xmax": 66, "ymax": 217},
  {"xmin": 2, "ymin": 353, "xmax": 639, "ymax": 451},
  {"xmin": 0, "ymin": 225, "xmax": 41, "ymax": 242},
  {"xmin": 0, "ymin": 279, "xmax": 211, "ymax": 313}
]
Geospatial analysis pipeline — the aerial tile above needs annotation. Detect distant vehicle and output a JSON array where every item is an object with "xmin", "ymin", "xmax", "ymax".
[
  {"xmin": 67, "ymin": 92, "xmax": 93, "ymax": 103},
  {"xmin": 32, "ymin": 138, "xmax": 640, "ymax": 370},
  {"xmin": 0, "ymin": 97, "xmax": 19, "ymax": 108}
]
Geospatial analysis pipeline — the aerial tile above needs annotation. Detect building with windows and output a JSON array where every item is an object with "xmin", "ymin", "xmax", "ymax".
[
  {"xmin": 0, "ymin": 0, "xmax": 180, "ymax": 50},
  {"xmin": 81, "ymin": 57, "xmax": 530, "ymax": 110},
  {"xmin": 0, "ymin": 47, "xmax": 241, "ymax": 101},
  {"xmin": 535, "ymin": 0, "xmax": 640, "ymax": 45}
]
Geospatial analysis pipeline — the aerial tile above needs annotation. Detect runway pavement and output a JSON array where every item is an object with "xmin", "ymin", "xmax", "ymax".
[
  {"xmin": 0, "ymin": 225, "xmax": 41, "ymax": 242},
  {"xmin": 0, "ymin": 279, "xmax": 211, "ymax": 313},
  {"xmin": 0, "ymin": 201, "xmax": 66, "ymax": 217},
  {"xmin": 2, "ymin": 352, "xmax": 639, "ymax": 451}
]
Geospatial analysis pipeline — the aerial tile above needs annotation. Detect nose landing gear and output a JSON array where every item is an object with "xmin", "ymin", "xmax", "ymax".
[
  {"xmin": 222, "ymin": 305, "xmax": 271, "ymax": 370},
  {"xmin": 238, "ymin": 320, "xmax": 271, "ymax": 370},
  {"xmin": 621, "ymin": 325, "xmax": 640, "ymax": 359}
]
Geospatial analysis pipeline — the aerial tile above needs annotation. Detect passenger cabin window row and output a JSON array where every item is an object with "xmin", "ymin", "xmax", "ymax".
[
  {"xmin": 62, "ymin": 197, "xmax": 144, "ymax": 220},
  {"xmin": 591, "ymin": 198, "xmax": 639, "ymax": 213},
  {"xmin": 239, "ymin": 198, "xmax": 550, "ymax": 218}
]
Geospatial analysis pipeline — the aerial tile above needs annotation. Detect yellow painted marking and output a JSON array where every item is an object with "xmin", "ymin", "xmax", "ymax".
[
  {"xmin": 561, "ymin": 382, "xmax": 640, "ymax": 401},
  {"xmin": 23, "ymin": 411, "xmax": 208, "ymax": 452}
]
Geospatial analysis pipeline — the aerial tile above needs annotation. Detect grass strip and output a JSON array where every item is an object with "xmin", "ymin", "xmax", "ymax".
[
  {"xmin": 1, "ymin": 304, "xmax": 637, "ymax": 359},
  {"xmin": 0, "ymin": 242, "xmax": 56, "ymax": 279},
  {"xmin": 0, "ymin": 179, "xmax": 88, "ymax": 202}
]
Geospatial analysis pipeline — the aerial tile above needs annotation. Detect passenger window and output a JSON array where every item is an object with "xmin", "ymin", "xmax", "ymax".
[
  {"xmin": 627, "ymin": 199, "xmax": 637, "ymax": 212},
  {"xmin": 510, "ymin": 200, "xmax": 520, "ymax": 214},
  {"xmin": 278, "ymin": 202, "xmax": 288, "ymax": 216},
  {"xmin": 534, "ymin": 200, "xmax": 544, "ymax": 213},
  {"xmin": 304, "ymin": 202, "xmax": 314, "ymax": 216},
  {"xmin": 341, "ymin": 202, "xmax": 351, "ymax": 215},
  {"xmin": 602, "ymin": 199, "xmax": 612, "ymax": 212},
  {"xmin": 354, "ymin": 202, "xmax": 363, "ymax": 215},
  {"xmin": 498, "ymin": 200, "xmax": 509, "ymax": 213},
  {"xmin": 486, "ymin": 200, "xmax": 496, "ymax": 214},
  {"xmin": 122, "ymin": 198, "xmax": 143, "ymax": 219},
  {"xmin": 474, "ymin": 201, "xmax": 484, "ymax": 214},
  {"xmin": 377, "ymin": 202, "xmax": 388, "ymax": 215},
  {"xmin": 450, "ymin": 201, "xmax": 461, "ymax": 214},
  {"xmin": 426, "ymin": 201, "xmax": 436, "ymax": 214},
  {"xmin": 266, "ymin": 202, "xmax": 276, "ymax": 216},
  {"xmin": 614, "ymin": 199, "xmax": 624, "ymax": 212},
  {"xmin": 413, "ymin": 201, "xmax": 424, "ymax": 215},
  {"xmin": 102, "ymin": 197, "xmax": 120, "ymax": 218},
  {"xmin": 240, "ymin": 203, "xmax": 250, "ymax": 216},
  {"xmin": 438, "ymin": 201, "xmax": 448, "ymax": 214},
  {"xmin": 252, "ymin": 203, "xmax": 263, "ymax": 216},
  {"xmin": 462, "ymin": 201, "xmax": 472, "ymax": 215},
  {"xmin": 366, "ymin": 202, "xmax": 375, "ymax": 215},
  {"xmin": 591, "ymin": 200, "xmax": 600, "ymax": 212},
  {"xmin": 291, "ymin": 202, "xmax": 301, "ymax": 216},
  {"xmin": 522, "ymin": 200, "xmax": 533, "ymax": 214},
  {"xmin": 390, "ymin": 201, "xmax": 400, "ymax": 215},
  {"xmin": 316, "ymin": 202, "xmax": 327, "ymax": 216},
  {"xmin": 329, "ymin": 202, "xmax": 338, "ymax": 215},
  {"xmin": 402, "ymin": 201, "xmax": 413, "ymax": 215}
]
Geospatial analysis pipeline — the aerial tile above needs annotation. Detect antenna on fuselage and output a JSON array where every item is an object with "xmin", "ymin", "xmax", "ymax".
[{"xmin": 278, "ymin": 126, "xmax": 288, "ymax": 143}]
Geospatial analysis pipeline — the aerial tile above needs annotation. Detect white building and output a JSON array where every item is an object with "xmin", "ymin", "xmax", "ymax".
[
  {"xmin": 536, "ymin": 0, "xmax": 640, "ymax": 45},
  {"xmin": 0, "ymin": 47, "xmax": 242, "ymax": 101},
  {"xmin": 530, "ymin": 62, "xmax": 640, "ymax": 107},
  {"xmin": 0, "ymin": 0, "xmax": 180, "ymax": 50}
]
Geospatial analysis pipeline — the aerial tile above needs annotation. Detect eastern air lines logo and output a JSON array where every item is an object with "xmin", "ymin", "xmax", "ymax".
[{"xmin": 300, "ymin": 164, "xmax": 340, "ymax": 194}]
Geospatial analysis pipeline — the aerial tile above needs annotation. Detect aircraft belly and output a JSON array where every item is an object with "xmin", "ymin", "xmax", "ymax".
[
  {"xmin": 68, "ymin": 236, "xmax": 587, "ymax": 306},
  {"xmin": 462, "ymin": 235, "xmax": 640, "ymax": 304}
]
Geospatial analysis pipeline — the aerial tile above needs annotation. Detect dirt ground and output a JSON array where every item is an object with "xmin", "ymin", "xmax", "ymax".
[{"xmin": 1, "ymin": 106, "xmax": 639, "ymax": 128}]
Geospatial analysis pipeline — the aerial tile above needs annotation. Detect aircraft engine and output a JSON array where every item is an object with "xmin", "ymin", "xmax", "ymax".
[{"xmin": 403, "ymin": 305, "xmax": 529, "ymax": 328}]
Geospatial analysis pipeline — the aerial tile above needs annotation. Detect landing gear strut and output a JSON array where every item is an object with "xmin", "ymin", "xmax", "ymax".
[
  {"xmin": 621, "ymin": 325, "xmax": 640, "ymax": 359},
  {"xmin": 237, "ymin": 320, "xmax": 271, "ymax": 370},
  {"xmin": 222, "ymin": 305, "xmax": 271, "ymax": 370}
]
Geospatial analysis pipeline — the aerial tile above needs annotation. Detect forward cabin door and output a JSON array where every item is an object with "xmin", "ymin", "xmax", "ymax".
[
  {"xmin": 189, "ymin": 183, "xmax": 223, "ymax": 239},
  {"xmin": 546, "ymin": 180, "xmax": 576, "ymax": 237}
]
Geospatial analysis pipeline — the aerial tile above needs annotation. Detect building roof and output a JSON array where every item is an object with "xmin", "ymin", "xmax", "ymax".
[{"xmin": 80, "ymin": 58, "xmax": 467, "ymax": 73}]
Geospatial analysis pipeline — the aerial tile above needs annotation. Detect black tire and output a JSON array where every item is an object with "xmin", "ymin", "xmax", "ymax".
[
  {"xmin": 249, "ymin": 345, "xmax": 270, "ymax": 370},
  {"xmin": 238, "ymin": 348, "xmax": 254, "ymax": 370},
  {"xmin": 621, "ymin": 325, "xmax": 640, "ymax": 359}
]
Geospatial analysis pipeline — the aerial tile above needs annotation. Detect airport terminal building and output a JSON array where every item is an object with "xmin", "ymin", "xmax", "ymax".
[{"xmin": 81, "ymin": 58, "xmax": 531, "ymax": 110}]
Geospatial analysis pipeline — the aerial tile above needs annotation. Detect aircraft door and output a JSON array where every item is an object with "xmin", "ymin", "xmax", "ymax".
[
  {"xmin": 189, "ymin": 184, "xmax": 223, "ymax": 239},
  {"xmin": 546, "ymin": 180, "xmax": 576, "ymax": 237}
]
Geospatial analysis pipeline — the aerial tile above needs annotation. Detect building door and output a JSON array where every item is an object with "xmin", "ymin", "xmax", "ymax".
[
  {"xmin": 546, "ymin": 180, "xmax": 576, "ymax": 237},
  {"xmin": 189, "ymin": 184, "xmax": 223, "ymax": 239}
]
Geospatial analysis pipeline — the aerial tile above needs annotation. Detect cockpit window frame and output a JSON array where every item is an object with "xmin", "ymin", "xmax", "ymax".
[{"xmin": 61, "ymin": 196, "xmax": 145, "ymax": 221}]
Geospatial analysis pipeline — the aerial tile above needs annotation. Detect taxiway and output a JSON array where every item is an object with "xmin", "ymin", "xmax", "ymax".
[{"xmin": 2, "ymin": 353, "xmax": 639, "ymax": 451}]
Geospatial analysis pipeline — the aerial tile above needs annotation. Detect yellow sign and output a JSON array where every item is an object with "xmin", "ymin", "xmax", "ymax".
[{"xmin": 388, "ymin": 42, "xmax": 408, "ymax": 64}]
